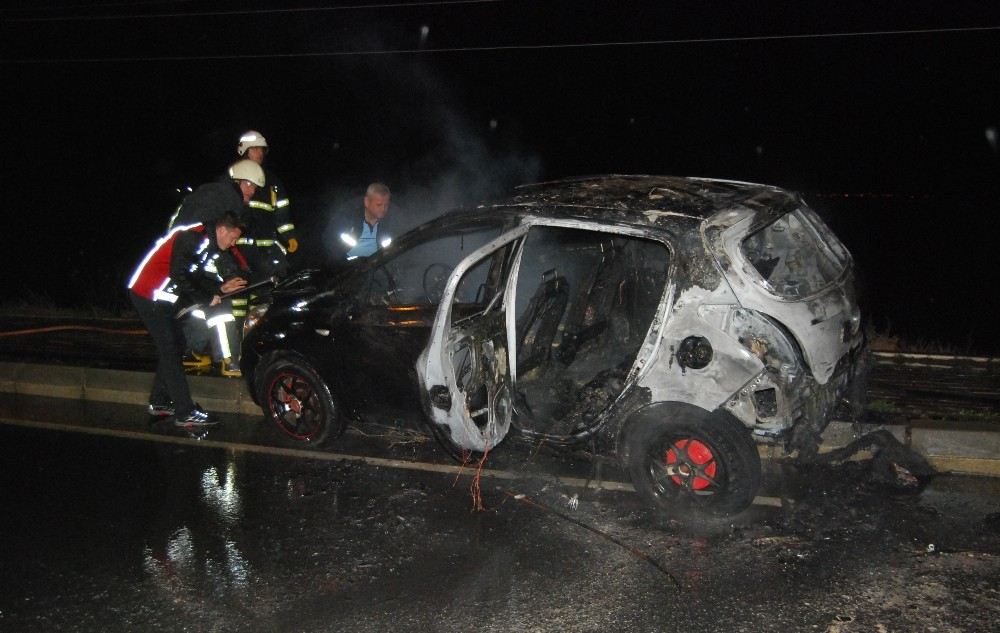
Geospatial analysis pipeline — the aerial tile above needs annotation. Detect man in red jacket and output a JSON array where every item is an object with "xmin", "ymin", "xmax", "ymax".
[{"xmin": 127, "ymin": 211, "xmax": 247, "ymax": 427}]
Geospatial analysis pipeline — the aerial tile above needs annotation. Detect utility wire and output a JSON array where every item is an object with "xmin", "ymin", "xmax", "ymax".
[
  {"xmin": 3, "ymin": 0, "xmax": 205, "ymax": 14},
  {"xmin": 4, "ymin": 24, "xmax": 1000, "ymax": 65},
  {"xmin": 2, "ymin": 0, "xmax": 503, "ymax": 22}
]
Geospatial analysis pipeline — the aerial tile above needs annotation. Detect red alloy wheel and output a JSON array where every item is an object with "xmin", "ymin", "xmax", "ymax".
[
  {"xmin": 268, "ymin": 371, "xmax": 321, "ymax": 440},
  {"xmin": 665, "ymin": 438, "xmax": 717, "ymax": 490},
  {"xmin": 259, "ymin": 359, "xmax": 344, "ymax": 448}
]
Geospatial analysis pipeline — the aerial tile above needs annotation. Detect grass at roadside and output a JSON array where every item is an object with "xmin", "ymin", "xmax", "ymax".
[{"xmin": 867, "ymin": 322, "xmax": 992, "ymax": 357}]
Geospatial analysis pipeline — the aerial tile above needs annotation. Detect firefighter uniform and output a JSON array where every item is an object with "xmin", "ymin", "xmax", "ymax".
[
  {"xmin": 233, "ymin": 131, "xmax": 296, "ymax": 322},
  {"xmin": 238, "ymin": 166, "xmax": 296, "ymax": 285}
]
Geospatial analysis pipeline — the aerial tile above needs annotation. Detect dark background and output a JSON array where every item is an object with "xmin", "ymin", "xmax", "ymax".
[{"xmin": 2, "ymin": 1, "xmax": 999, "ymax": 354}]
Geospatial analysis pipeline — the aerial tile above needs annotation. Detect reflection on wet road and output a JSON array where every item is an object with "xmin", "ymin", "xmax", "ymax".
[
  {"xmin": 1, "ymin": 407, "xmax": 999, "ymax": 632},
  {"xmin": 141, "ymin": 452, "xmax": 253, "ymax": 607}
]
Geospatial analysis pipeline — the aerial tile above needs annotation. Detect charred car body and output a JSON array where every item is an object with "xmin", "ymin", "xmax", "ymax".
[{"xmin": 242, "ymin": 175, "xmax": 866, "ymax": 520}]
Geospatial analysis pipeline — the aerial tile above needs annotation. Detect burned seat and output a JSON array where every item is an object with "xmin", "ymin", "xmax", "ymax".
[{"xmin": 515, "ymin": 270, "xmax": 569, "ymax": 376}]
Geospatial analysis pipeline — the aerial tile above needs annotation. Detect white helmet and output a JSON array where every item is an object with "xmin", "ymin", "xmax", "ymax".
[
  {"xmin": 237, "ymin": 130, "xmax": 268, "ymax": 156},
  {"xmin": 228, "ymin": 159, "xmax": 265, "ymax": 187}
]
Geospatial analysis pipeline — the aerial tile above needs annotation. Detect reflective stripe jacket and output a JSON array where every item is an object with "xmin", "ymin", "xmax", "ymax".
[
  {"xmin": 242, "ymin": 167, "xmax": 296, "ymax": 249},
  {"xmin": 127, "ymin": 222, "xmax": 247, "ymax": 307},
  {"xmin": 329, "ymin": 208, "xmax": 393, "ymax": 261}
]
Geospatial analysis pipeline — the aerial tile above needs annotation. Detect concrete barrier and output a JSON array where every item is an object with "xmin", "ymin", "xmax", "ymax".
[
  {"xmin": 1, "ymin": 361, "xmax": 997, "ymax": 476},
  {"xmin": 0, "ymin": 361, "xmax": 259, "ymax": 415}
]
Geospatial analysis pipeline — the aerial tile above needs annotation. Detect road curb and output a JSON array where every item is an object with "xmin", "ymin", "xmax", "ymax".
[
  {"xmin": 0, "ymin": 361, "xmax": 260, "ymax": 416},
  {"xmin": 818, "ymin": 420, "xmax": 1000, "ymax": 477},
  {"xmin": 1, "ymin": 361, "xmax": 998, "ymax": 476}
]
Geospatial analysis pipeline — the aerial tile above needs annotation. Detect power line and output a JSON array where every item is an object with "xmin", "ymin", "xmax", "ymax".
[
  {"xmin": 4, "ymin": 0, "xmax": 205, "ymax": 13},
  {"xmin": 4, "ymin": 24, "xmax": 1000, "ymax": 64},
  {"xmin": 2, "ymin": 0, "xmax": 504, "ymax": 22}
]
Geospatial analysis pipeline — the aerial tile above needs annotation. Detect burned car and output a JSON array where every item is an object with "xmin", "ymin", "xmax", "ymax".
[{"xmin": 241, "ymin": 175, "xmax": 866, "ymax": 520}]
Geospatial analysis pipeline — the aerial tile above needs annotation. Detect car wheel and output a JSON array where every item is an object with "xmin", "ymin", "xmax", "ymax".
[
  {"xmin": 626, "ymin": 409, "xmax": 761, "ymax": 522},
  {"xmin": 260, "ymin": 358, "xmax": 344, "ymax": 448}
]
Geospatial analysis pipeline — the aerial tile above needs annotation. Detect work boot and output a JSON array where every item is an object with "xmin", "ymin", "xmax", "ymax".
[
  {"xmin": 219, "ymin": 357, "xmax": 242, "ymax": 378},
  {"xmin": 182, "ymin": 350, "xmax": 212, "ymax": 369}
]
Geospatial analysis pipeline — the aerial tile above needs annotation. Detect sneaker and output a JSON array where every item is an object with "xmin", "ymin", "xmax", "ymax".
[
  {"xmin": 174, "ymin": 406, "xmax": 219, "ymax": 428},
  {"xmin": 182, "ymin": 350, "xmax": 212, "ymax": 369},
  {"xmin": 219, "ymin": 357, "xmax": 242, "ymax": 378},
  {"xmin": 147, "ymin": 402, "xmax": 175, "ymax": 417}
]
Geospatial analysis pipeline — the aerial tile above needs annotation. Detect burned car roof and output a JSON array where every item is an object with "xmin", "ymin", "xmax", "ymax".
[
  {"xmin": 484, "ymin": 175, "xmax": 799, "ymax": 229},
  {"xmin": 389, "ymin": 176, "xmax": 801, "ymax": 248}
]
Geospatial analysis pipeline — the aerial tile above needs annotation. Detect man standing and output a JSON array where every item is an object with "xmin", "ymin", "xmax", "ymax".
[
  {"xmin": 235, "ymin": 130, "xmax": 298, "ymax": 279},
  {"xmin": 331, "ymin": 182, "xmax": 394, "ymax": 261},
  {"xmin": 128, "ymin": 211, "xmax": 248, "ymax": 427},
  {"xmin": 232, "ymin": 131, "xmax": 296, "ymax": 364}
]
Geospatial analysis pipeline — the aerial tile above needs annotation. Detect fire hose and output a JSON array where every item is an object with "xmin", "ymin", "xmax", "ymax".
[
  {"xmin": 0, "ymin": 277, "xmax": 278, "ymax": 337},
  {"xmin": 0, "ymin": 324, "xmax": 148, "ymax": 337}
]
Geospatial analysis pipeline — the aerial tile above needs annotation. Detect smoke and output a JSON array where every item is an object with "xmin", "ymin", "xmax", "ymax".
[
  {"xmin": 299, "ymin": 54, "xmax": 542, "ymax": 268},
  {"xmin": 394, "ymin": 109, "xmax": 543, "ymax": 233}
]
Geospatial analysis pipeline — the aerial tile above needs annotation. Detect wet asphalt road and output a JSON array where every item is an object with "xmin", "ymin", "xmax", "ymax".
[{"xmin": 1, "ymin": 399, "xmax": 999, "ymax": 632}]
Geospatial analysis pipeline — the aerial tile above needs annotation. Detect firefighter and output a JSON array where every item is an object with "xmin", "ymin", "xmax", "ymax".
[
  {"xmin": 168, "ymin": 159, "xmax": 264, "ymax": 228},
  {"xmin": 233, "ymin": 131, "xmax": 296, "ymax": 356},
  {"xmin": 166, "ymin": 159, "xmax": 263, "ymax": 377},
  {"xmin": 127, "ymin": 211, "xmax": 248, "ymax": 428},
  {"xmin": 235, "ymin": 130, "xmax": 298, "ymax": 281}
]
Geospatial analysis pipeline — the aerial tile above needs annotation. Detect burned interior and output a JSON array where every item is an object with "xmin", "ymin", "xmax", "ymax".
[{"xmin": 505, "ymin": 226, "xmax": 668, "ymax": 437}]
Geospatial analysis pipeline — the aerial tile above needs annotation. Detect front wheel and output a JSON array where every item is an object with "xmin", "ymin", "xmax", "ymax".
[
  {"xmin": 259, "ymin": 358, "xmax": 344, "ymax": 448},
  {"xmin": 626, "ymin": 409, "xmax": 761, "ymax": 522}
]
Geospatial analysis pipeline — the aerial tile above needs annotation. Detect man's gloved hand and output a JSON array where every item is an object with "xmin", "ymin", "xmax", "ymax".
[{"xmin": 287, "ymin": 238, "xmax": 299, "ymax": 253}]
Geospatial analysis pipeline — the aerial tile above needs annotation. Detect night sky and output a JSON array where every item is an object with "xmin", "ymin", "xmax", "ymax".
[{"xmin": 3, "ymin": 1, "xmax": 999, "ymax": 354}]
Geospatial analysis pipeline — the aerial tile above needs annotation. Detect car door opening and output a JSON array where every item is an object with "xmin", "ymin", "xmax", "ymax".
[{"xmin": 510, "ymin": 226, "xmax": 670, "ymax": 437}]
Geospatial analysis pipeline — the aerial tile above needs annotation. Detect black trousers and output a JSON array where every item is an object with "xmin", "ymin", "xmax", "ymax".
[{"xmin": 130, "ymin": 291, "xmax": 196, "ymax": 417}]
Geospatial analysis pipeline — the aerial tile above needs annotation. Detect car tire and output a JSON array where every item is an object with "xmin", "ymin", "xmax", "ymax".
[
  {"xmin": 259, "ymin": 358, "xmax": 344, "ymax": 448},
  {"xmin": 626, "ymin": 407, "xmax": 761, "ymax": 522}
]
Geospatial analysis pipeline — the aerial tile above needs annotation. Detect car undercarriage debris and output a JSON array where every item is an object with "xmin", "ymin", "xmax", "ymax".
[{"xmin": 808, "ymin": 429, "xmax": 935, "ymax": 490}]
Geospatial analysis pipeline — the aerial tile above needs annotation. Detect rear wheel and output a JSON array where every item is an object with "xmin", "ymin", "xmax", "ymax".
[
  {"xmin": 626, "ymin": 409, "xmax": 761, "ymax": 522},
  {"xmin": 259, "ymin": 358, "xmax": 344, "ymax": 448}
]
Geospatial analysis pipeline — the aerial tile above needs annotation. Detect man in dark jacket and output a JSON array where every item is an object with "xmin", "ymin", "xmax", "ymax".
[
  {"xmin": 328, "ymin": 182, "xmax": 394, "ymax": 263},
  {"xmin": 127, "ymin": 211, "xmax": 248, "ymax": 427},
  {"xmin": 168, "ymin": 159, "xmax": 264, "ymax": 229}
]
